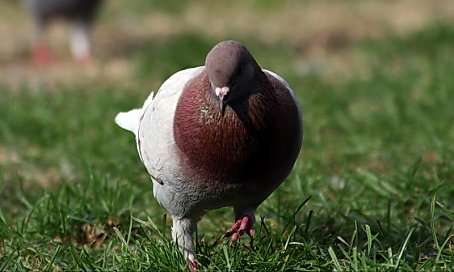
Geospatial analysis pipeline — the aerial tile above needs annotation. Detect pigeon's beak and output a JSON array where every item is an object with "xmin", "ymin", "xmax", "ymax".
[
  {"xmin": 215, "ymin": 86, "xmax": 230, "ymax": 117},
  {"xmin": 219, "ymin": 96, "xmax": 227, "ymax": 117}
]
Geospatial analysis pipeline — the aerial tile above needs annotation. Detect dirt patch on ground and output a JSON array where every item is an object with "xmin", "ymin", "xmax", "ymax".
[{"xmin": 128, "ymin": 0, "xmax": 454, "ymax": 51}]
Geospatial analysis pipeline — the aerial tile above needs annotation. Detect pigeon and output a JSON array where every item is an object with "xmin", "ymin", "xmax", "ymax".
[
  {"xmin": 23, "ymin": 0, "xmax": 102, "ymax": 64},
  {"xmin": 115, "ymin": 40, "xmax": 303, "ymax": 270}
]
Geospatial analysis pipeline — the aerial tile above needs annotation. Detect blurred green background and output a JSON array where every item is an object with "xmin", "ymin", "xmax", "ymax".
[{"xmin": 0, "ymin": 0, "xmax": 453, "ymax": 271}]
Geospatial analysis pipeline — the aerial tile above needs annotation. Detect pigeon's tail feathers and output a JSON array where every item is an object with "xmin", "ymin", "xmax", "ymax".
[
  {"xmin": 115, "ymin": 109, "xmax": 142, "ymax": 136},
  {"xmin": 115, "ymin": 92, "xmax": 154, "ymax": 136}
]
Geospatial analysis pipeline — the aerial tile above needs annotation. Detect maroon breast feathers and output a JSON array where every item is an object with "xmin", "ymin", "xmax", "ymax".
[{"xmin": 173, "ymin": 71, "xmax": 300, "ymax": 184}]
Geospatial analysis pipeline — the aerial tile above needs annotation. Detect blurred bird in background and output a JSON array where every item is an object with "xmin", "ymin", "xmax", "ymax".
[{"xmin": 23, "ymin": 0, "xmax": 102, "ymax": 64}]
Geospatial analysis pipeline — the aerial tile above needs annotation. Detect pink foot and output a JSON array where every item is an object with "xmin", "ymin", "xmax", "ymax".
[
  {"xmin": 188, "ymin": 260, "xmax": 198, "ymax": 271},
  {"xmin": 32, "ymin": 43, "xmax": 54, "ymax": 65},
  {"xmin": 224, "ymin": 215, "xmax": 255, "ymax": 242}
]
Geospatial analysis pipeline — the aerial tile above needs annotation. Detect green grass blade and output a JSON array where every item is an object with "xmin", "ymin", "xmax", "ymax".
[
  {"xmin": 328, "ymin": 246, "xmax": 342, "ymax": 271},
  {"xmin": 394, "ymin": 228, "xmax": 414, "ymax": 271}
]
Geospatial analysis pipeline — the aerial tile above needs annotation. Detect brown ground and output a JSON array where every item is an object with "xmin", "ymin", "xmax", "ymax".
[{"xmin": 0, "ymin": 0, "xmax": 453, "ymax": 89}]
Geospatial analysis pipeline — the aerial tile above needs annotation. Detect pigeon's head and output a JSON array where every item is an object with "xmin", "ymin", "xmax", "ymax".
[{"xmin": 205, "ymin": 40, "xmax": 262, "ymax": 116}]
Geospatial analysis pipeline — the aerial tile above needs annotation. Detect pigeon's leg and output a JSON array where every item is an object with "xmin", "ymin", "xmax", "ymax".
[
  {"xmin": 172, "ymin": 217, "xmax": 198, "ymax": 271},
  {"xmin": 225, "ymin": 207, "xmax": 256, "ymax": 242},
  {"xmin": 69, "ymin": 20, "xmax": 92, "ymax": 64},
  {"xmin": 31, "ymin": 21, "xmax": 54, "ymax": 64}
]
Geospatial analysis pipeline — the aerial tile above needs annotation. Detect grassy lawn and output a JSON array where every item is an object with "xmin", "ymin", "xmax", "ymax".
[{"xmin": 1, "ymin": 1, "xmax": 453, "ymax": 271}]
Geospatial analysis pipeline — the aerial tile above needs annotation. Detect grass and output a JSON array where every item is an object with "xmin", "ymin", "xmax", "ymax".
[{"xmin": 1, "ymin": 15, "xmax": 453, "ymax": 272}]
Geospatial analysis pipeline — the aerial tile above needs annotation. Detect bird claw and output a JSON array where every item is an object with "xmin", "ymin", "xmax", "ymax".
[
  {"xmin": 32, "ymin": 44, "xmax": 54, "ymax": 65},
  {"xmin": 188, "ymin": 259, "xmax": 198, "ymax": 271},
  {"xmin": 224, "ymin": 215, "xmax": 254, "ymax": 242}
]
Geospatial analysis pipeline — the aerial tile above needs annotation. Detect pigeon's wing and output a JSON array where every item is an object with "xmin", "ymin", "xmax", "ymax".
[
  {"xmin": 137, "ymin": 66, "xmax": 204, "ymax": 167},
  {"xmin": 263, "ymin": 69, "xmax": 303, "ymax": 120}
]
